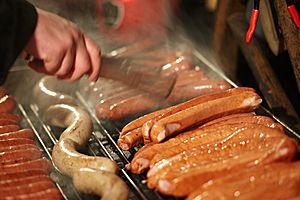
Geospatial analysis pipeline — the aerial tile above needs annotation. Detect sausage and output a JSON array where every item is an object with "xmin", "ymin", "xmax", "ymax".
[
  {"xmin": 0, "ymin": 124, "xmax": 20, "ymax": 134},
  {"xmin": 129, "ymin": 120, "xmax": 284, "ymax": 174},
  {"xmin": 3, "ymin": 188, "xmax": 63, "ymax": 200},
  {"xmin": 45, "ymin": 104, "xmax": 92, "ymax": 146},
  {"xmin": 0, "ymin": 148, "xmax": 42, "ymax": 165},
  {"xmin": 150, "ymin": 88, "xmax": 262, "ymax": 142},
  {"xmin": 121, "ymin": 106, "xmax": 174, "ymax": 136},
  {"xmin": 0, "ymin": 128, "xmax": 34, "ymax": 140},
  {"xmin": 0, "ymin": 113, "xmax": 22, "ymax": 123},
  {"xmin": 45, "ymin": 104, "xmax": 118, "ymax": 177},
  {"xmin": 0, "ymin": 174, "xmax": 51, "ymax": 187},
  {"xmin": 149, "ymin": 122, "xmax": 285, "ymax": 168},
  {"xmin": 140, "ymin": 87, "xmax": 255, "ymax": 144},
  {"xmin": 0, "ymin": 144, "xmax": 37, "ymax": 153},
  {"xmin": 117, "ymin": 127, "xmax": 143, "ymax": 151},
  {"xmin": 151, "ymin": 137, "xmax": 297, "ymax": 197},
  {"xmin": 73, "ymin": 168, "xmax": 128, "ymax": 200},
  {"xmin": 186, "ymin": 162, "xmax": 300, "ymax": 200},
  {"xmin": 0, "ymin": 158, "xmax": 52, "ymax": 174},
  {"xmin": 0, "ymin": 179, "xmax": 56, "ymax": 198},
  {"xmin": 33, "ymin": 76, "xmax": 77, "ymax": 112},
  {"xmin": 160, "ymin": 56, "xmax": 193, "ymax": 77},
  {"xmin": 0, "ymin": 138, "xmax": 36, "ymax": 149},
  {"xmin": 0, "ymin": 95, "xmax": 16, "ymax": 113},
  {"xmin": 53, "ymin": 138, "xmax": 118, "ymax": 177},
  {"xmin": 96, "ymin": 92, "xmax": 160, "ymax": 121},
  {"xmin": 166, "ymin": 79, "xmax": 232, "ymax": 103},
  {"xmin": 0, "ymin": 169, "xmax": 48, "ymax": 180}
]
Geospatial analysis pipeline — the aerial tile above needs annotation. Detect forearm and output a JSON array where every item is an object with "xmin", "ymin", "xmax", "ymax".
[{"xmin": 0, "ymin": 0, "xmax": 37, "ymax": 84}]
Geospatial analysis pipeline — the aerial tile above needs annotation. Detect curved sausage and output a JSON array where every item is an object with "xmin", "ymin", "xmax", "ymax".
[
  {"xmin": 0, "ymin": 95, "xmax": 16, "ymax": 113},
  {"xmin": 33, "ymin": 76, "xmax": 77, "ymax": 112},
  {"xmin": 45, "ymin": 104, "xmax": 118, "ymax": 176},
  {"xmin": 0, "ymin": 128, "xmax": 34, "ymax": 140},
  {"xmin": 0, "ymin": 124, "xmax": 20, "ymax": 135},
  {"xmin": 150, "ymin": 88, "xmax": 262, "ymax": 142},
  {"xmin": 53, "ymin": 138, "xmax": 118, "ymax": 177},
  {"xmin": 73, "ymin": 168, "xmax": 128, "ymax": 200}
]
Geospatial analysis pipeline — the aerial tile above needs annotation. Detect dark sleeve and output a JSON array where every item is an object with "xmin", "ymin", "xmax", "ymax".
[{"xmin": 0, "ymin": 0, "xmax": 37, "ymax": 84}]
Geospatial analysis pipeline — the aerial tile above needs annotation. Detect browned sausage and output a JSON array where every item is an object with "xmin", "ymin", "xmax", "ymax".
[
  {"xmin": 150, "ymin": 88, "xmax": 262, "ymax": 142},
  {"xmin": 0, "ymin": 124, "xmax": 20, "ymax": 134},
  {"xmin": 96, "ymin": 92, "xmax": 160, "ymax": 121},
  {"xmin": 149, "ymin": 123, "xmax": 285, "ymax": 168},
  {"xmin": 0, "ymin": 144, "xmax": 37, "ymax": 153},
  {"xmin": 167, "ymin": 79, "xmax": 232, "ymax": 103},
  {"xmin": 186, "ymin": 162, "xmax": 300, "ymax": 200},
  {"xmin": 0, "ymin": 179, "xmax": 56, "ymax": 197},
  {"xmin": 0, "ymin": 148, "xmax": 42, "ymax": 165},
  {"xmin": 0, "ymin": 128, "xmax": 34, "ymax": 140},
  {"xmin": 0, "ymin": 174, "xmax": 51, "ymax": 187},
  {"xmin": 117, "ymin": 127, "xmax": 143, "ymax": 151},
  {"xmin": 0, "ymin": 158, "xmax": 52, "ymax": 174},
  {"xmin": 153, "ymin": 137, "xmax": 297, "ymax": 197},
  {"xmin": 0, "ymin": 169, "xmax": 48, "ymax": 180},
  {"xmin": 3, "ymin": 188, "xmax": 63, "ymax": 200},
  {"xmin": 140, "ymin": 87, "xmax": 255, "ymax": 144},
  {"xmin": 0, "ymin": 113, "xmax": 22, "ymax": 123},
  {"xmin": 160, "ymin": 56, "xmax": 193, "ymax": 77},
  {"xmin": 0, "ymin": 138, "xmax": 36, "ymax": 149},
  {"xmin": 0, "ymin": 95, "xmax": 16, "ymax": 113},
  {"xmin": 129, "ymin": 119, "xmax": 283, "ymax": 174}
]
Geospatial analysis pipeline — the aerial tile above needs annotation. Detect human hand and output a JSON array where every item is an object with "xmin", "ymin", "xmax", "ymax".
[{"xmin": 24, "ymin": 8, "xmax": 101, "ymax": 82}]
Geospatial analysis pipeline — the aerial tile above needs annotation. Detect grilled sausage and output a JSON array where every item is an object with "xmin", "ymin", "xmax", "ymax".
[
  {"xmin": 45, "ymin": 104, "xmax": 118, "ymax": 177},
  {"xmin": 0, "ymin": 129, "xmax": 34, "ymax": 140},
  {"xmin": 152, "ymin": 137, "xmax": 297, "ymax": 197},
  {"xmin": 0, "ymin": 174, "xmax": 51, "ymax": 187},
  {"xmin": 73, "ymin": 168, "xmax": 128, "ymax": 200},
  {"xmin": 140, "ymin": 87, "xmax": 255, "ymax": 144},
  {"xmin": 117, "ymin": 127, "xmax": 143, "ymax": 151},
  {"xmin": 53, "ymin": 138, "xmax": 118, "ymax": 177},
  {"xmin": 166, "ymin": 79, "xmax": 232, "ymax": 103},
  {"xmin": 129, "ymin": 118, "xmax": 284, "ymax": 174},
  {"xmin": 0, "ymin": 138, "xmax": 35, "ymax": 149},
  {"xmin": 0, "ymin": 124, "xmax": 20, "ymax": 134},
  {"xmin": 150, "ymin": 88, "xmax": 262, "ymax": 142},
  {"xmin": 160, "ymin": 56, "xmax": 193, "ymax": 77},
  {"xmin": 0, "ymin": 158, "xmax": 52, "ymax": 174},
  {"xmin": 0, "ymin": 179, "xmax": 56, "ymax": 197},
  {"xmin": 186, "ymin": 162, "xmax": 300, "ymax": 200},
  {"xmin": 0, "ymin": 169, "xmax": 48, "ymax": 180},
  {"xmin": 0, "ymin": 95, "xmax": 16, "ymax": 113},
  {"xmin": 33, "ymin": 76, "xmax": 77, "ymax": 112},
  {"xmin": 0, "ymin": 148, "xmax": 42, "ymax": 165},
  {"xmin": 96, "ymin": 92, "xmax": 160, "ymax": 121},
  {"xmin": 0, "ymin": 144, "xmax": 37, "ymax": 153},
  {"xmin": 3, "ymin": 188, "xmax": 63, "ymax": 200},
  {"xmin": 0, "ymin": 113, "xmax": 22, "ymax": 123}
]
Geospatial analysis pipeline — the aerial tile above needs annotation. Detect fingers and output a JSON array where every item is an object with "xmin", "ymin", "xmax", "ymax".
[{"xmin": 83, "ymin": 35, "xmax": 101, "ymax": 82}]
